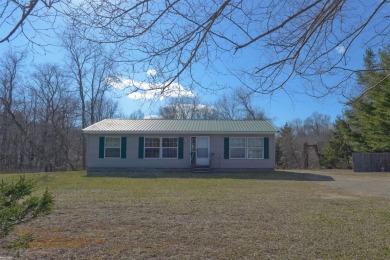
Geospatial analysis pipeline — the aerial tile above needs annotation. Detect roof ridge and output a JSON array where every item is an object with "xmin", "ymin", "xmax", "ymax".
[
  {"xmin": 83, "ymin": 119, "xmax": 278, "ymax": 133},
  {"xmin": 104, "ymin": 118, "xmax": 270, "ymax": 122}
]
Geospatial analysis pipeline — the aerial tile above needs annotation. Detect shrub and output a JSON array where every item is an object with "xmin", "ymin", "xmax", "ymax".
[{"xmin": 0, "ymin": 176, "xmax": 54, "ymax": 239}]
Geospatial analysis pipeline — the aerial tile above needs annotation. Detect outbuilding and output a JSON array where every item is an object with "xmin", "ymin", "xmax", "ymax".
[{"xmin": 83, "ymin": 119, "xmax": 278, "ymax": 172}]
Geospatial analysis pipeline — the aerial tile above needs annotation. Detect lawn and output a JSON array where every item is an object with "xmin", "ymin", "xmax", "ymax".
[{"xmin": 0, "ymin": 170, "xmax": 389, "ymax": 259}]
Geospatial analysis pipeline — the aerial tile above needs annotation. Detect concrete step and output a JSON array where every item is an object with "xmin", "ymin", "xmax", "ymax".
[{"xmin": 191, "ymin": 165, "xmax": 211, "ymax": 173}]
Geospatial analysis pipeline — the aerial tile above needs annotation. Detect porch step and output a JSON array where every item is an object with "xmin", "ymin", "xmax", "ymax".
[{"xmin": 191, "ymin": 165, "xmax": 211, "ymax": 173}]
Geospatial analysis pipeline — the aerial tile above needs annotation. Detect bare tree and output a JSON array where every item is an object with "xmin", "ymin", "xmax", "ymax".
[
  {"xmin": 29, "ymin": 63, "xmax": 80, "ymax": 171},
  {"xmin": 285, "ymin": 112, "xmax": 332, "ymax": 168},
  {"xmin": 0, "ymin": 50, "xmax": 25, "ymax": 171},
  {"xmin": 62, "ymin": 28, "xmax": 118, "ymax": 168},
  {"xmin": 2, "ymin": 1, "xmax": 389, "ymax": 98},
  {"xmin": 158, "ymin": 90, "xmax": 269, "ymax": 120},
  {"xmin": 0, "ymin": 51, "xmax": 83, "ymax": 172},
  {"xmin": 214, "ymin": 88, "xmax": 269, "ymax": 120},
  {"xmin": 0, "ymin": 0, "xmax": 62, "ymax": 46},
  {"xmin": 69, "ymin": 0, "xmax": 389, "ymax": 97},
  {"xmin": 88, "ymin": 96, "xmax": 119, "ymax": 123},
  {"xmin": 63, "ymin": 30, "xmax": 119, "ymax": 125},
  {"xmin": 213, "ymin": 92, "xmax": 238, "ymax": 120},
  {"xmin": 159, "ymin": 97, "xmax": 218, "ymax": 119},
  {"xmin": 127, "ymin": 109, "xmax": 145, "ymax": 119}
]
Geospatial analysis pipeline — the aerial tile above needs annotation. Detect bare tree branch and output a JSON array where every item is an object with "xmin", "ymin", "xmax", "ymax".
[
  {"xmin": 1, "ymin": 0, "xmax": 389, "ymax": 98},
  {"xmin": 0, "ymin": 0, "xmax": 39, "ymax": 43}
]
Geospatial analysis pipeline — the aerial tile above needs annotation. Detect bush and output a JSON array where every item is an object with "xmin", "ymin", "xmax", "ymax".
[{"xmin": 0, "ymin": 176, "xmax": 54, "ymax": 239}]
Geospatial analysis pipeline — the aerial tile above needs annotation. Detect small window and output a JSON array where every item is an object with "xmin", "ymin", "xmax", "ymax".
[
  {"xmin": 105, "ymin": 137, "xmax": 121, "ymax": 158},
  {"xmin": 145, "ymin": 137, "xmax": 160, "ymax": 158},
  {"xmin": 230, "ymin": 137, "xmax": 246, "ymax": 159},
  {"xmin": 248, "ymin": 138, "xmax": 263, "ymax": 159},
  {"xmin": 162, "ymin": 138, "xmax": 178, "ymax": 158}
]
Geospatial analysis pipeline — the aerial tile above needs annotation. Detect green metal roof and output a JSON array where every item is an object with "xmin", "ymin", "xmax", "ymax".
[{"xmin": 83, "ymin": 119, "xmax": 277, "ymax": 134}]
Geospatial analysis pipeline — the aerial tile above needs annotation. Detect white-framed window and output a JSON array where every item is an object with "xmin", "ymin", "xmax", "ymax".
[
  {"xmin": 229, "ymin": 137, "xmax": 246, "ymax": 159},
  {"xmin": 145, "ymin": 137, "xmax": 178, "ymax": 159},
  {"xmin": 229, "ymin": 137, "xmax": 263, "ymax": 159},
  {"xmin": 247, "ymin": 137, "xmax": 263, "ymax": 159},
  {"xmin": 145, "ymin": 137, "xmax": 160, "ymax": 158},
  {"xmin": 105, "ymin": 137, "xmax": 121, "ymax": 158},
  {"xmin": 162, "ymin": 138, "xmax": 178, "ymax": 158}
]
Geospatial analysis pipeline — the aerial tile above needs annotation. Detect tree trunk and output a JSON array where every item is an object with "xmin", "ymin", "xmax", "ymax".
[{"xmin": 303, "ymin": 142, "xmax": 309, "ymax": 169}]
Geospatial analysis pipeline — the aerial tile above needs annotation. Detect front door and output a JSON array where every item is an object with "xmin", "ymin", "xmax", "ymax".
[{"xmin": 195, "ymin": 136, "xmax": 209, "ymax": 165}]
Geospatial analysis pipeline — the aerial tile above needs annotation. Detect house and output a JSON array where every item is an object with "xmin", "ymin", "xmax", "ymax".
[{"xmin": 83, "ymin": 119, "xmax": 278, "ymax": 172}]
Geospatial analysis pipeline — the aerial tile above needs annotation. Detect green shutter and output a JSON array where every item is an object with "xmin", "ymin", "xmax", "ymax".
[
  {"xmin": 224, "ymin": 137, "xmax": 229, "ymax": 159},
  {"xmin": 121, "ymin": 137, "xmax": 127, "ymax": 159},
  {"xmin": 99, "ymin": 137, "xmax": 105, "ymax": 158},
  {"xmin": 264, "ymin": 137, "xmax": 269, "ymax": 159},
  {"xmin": 138, "ymin": 137, "xmax": 144, "ymax": 159},
  {"xmin": 178, "ymin": 137, "xmax": 184, "ymax": 159}
]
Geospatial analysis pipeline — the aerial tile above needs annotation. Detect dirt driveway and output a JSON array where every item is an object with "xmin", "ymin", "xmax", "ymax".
[{"xmin": 297, "ymin": 170, "xmax": 390, "ymax": 199}]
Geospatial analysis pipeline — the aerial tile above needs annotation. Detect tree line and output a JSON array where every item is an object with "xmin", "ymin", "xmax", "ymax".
[
  {"xmin": 278, "ymin": 47, "xmax": 390, "ymax": 169},
  {"xmin": 0, "ymin": 36, "xmax": 119, "ymax": 172},
  {"xmin": 1, "ymin": 46, "xmax": 389, "ymax": 172},
  {"xmin": 1, "ymin": 1, "xmax": 389, "ymax": 172},
  {"xmin": 0, "ymin": 42, "xmax": 267, "ymax": 173}
]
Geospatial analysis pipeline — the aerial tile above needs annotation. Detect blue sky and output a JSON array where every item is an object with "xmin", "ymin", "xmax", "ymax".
[
  {"xmin": 1, "ymin": 34, "xmax": 363, "ymax": 128},
  {"xmin": 116, "ymin": 75, "xmax": 349, "ymax": 127},
  {"xmin": 2, "ymin": 1, "xmax": 382, "ymax": 128},
  {"xmin": 114, "ymin": 42, "xmax": 365, "ymax": 127}
]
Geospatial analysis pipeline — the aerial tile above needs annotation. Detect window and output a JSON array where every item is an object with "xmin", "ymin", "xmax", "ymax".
[
  {"xmin": 230, "ymin": 137, "xmax": 246, "ymax": 159},
  {"xmin": 145, "ymin": 137, "xmax": 160, "ymax": 158},
  {"xmin": 229, "ymin": 137, "xmax": 263, "ymax": 159},
  {"xmin": 248, "ymin": 138, "xmax": 263, "ymax": 159},
  {"xmin": 105, "ymin": 137, "xmax": 121, "ymax": 158},
  {"xmin": 162, "ymin": 138, "xmax": 178, "ymax": 158},
  {"xmin": 145, "ymin": 137, "xmax": 178, "ymax": 159}
]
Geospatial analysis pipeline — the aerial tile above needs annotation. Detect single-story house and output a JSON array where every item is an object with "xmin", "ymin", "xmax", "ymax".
[{"xmin": 83, "ymin": 119, "xmax": 278, "ymax": 172}]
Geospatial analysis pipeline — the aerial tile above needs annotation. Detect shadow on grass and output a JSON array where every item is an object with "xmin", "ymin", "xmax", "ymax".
[{"xmin": 86, "ymin": 170, "xmax": 334, "ymax": 181}]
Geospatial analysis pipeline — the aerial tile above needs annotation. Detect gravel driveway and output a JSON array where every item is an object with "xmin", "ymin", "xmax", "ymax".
[{"xmin": 309, "ymin": 170, "xmax": 390, "ymax": 199}]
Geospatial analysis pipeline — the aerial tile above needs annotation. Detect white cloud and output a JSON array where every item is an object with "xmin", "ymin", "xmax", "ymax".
[
  {"xmin": 335, "ymin": 45, "xmax": 346, "ymax": 54},
  {"xmin": 166, "ymin": 103, "xmax": 209, "ymax": 110},
  {"xmin": 107, "ymin": 77, "xmax": 195, "ymax": 100},
  {"xmin": 146, "ymin": 69, "xmax": 157, "ymax": 76},
  {"xmin": 143, "ymin": 115, "xmax": 161, "ymax": 119}
]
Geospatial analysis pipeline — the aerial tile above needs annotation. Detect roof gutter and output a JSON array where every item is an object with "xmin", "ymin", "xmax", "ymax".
[{"xmin": 83, "ymin": 131, "xmax": 277, "ymax": 135}]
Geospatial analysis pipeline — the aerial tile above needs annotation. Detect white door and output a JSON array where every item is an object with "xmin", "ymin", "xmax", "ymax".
[{"xmin": 196, "ymin": 137, "xmax": 209, "ymax": 165}]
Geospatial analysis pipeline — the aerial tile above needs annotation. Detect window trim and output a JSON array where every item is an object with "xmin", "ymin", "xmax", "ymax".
[
  {"xmin": 161, "ymin": 137, "xmax": 179, "ymax": 159},
  {"xmin": 104, "ymin": 136, "xmax": 121, "ymax": 159},
  {"xmin": 229, "ymin": 137, "xmax": 247, "ymax": 159},
  {"xmin": 144, "ymin": 137, "xmax": 161, "ymax": 159},
  {"xmin": 144, "ymin": 137, "xmax": 179, "ymax": 159},
  {"xmin": 229, "ymin": 137, "xmax": 264, "ymax": 159},
  {"xmin": 247, "ymin": 137, "xmax": 264, "ymax": 159}
]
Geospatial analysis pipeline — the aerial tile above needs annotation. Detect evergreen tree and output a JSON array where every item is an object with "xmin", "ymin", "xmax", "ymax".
[
  {"xmin": 0, "ymin": 176, "xmax": 53, "ymax": 239},
  {"xmin": 276, "ymin": 124, "xmax": 300, "ymax": 169},
  {"xmin": 322, "ymin": 117, "xmax": 353, "ymax": 168},
  {"xmin": 347, "ymin": 47, "xmax": 390, "ymax": 152},
  {"xmin": 323, "ymin": 47, "xmax": 389, "ymax": 168}
]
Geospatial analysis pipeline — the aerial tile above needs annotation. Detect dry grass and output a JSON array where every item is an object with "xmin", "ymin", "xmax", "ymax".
[{"xmin": 0, "ymin": 170, "xmax": 389, "ymax": 259}]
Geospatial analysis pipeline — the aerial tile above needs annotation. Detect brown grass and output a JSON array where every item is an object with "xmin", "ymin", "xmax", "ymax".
[{"xmin": 0, "ymin": 170, "xmax": 389, "ymax": 259}]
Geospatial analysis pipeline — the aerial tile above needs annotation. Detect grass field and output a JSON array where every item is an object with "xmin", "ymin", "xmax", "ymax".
[{"xmin": 0, "ymin": 170, "xmax": 389, "ymax": 259}]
